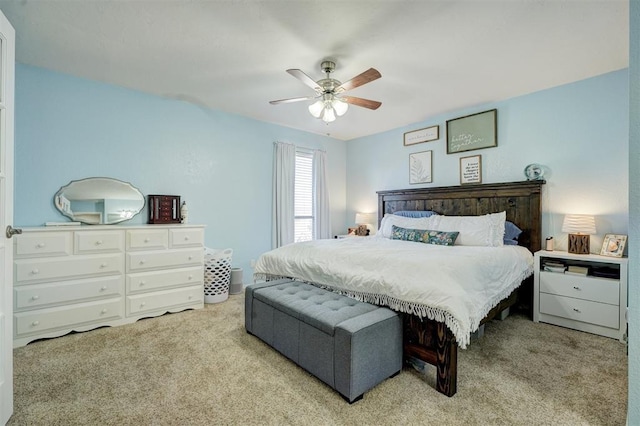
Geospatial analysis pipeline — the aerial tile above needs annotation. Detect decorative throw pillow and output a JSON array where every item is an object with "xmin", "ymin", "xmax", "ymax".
[
  {"xmin": 391, "ymin": 225, "xmax": 459, "ymax": 246},
  {"xmin": 504, "ymin": 221, "xmax": 523, "ymax": 245}
]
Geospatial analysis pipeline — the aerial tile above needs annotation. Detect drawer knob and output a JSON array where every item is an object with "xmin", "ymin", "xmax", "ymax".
[
  {"xmin": 31, "ymin": 295, "xmax": 40, "ymax": 301},
  {"xmin": 95, "ymin": 240, "xmax": 103, "ymax": 246},
  {"xmin": 140, "ymin": 302, "xmax": 146, "ymax": 307},
  {"xmin": 100, "ymin": 286, "xmax": 108, "ymax": 291},
  {"xmin": 188, "ymin": 275, "xmax": 193, "ymax": 280},
  {"xmin": 573, "ymin": 308, "xmax": 581, "ymax": 313},
  {"xmin": 188, "ymin": 256, "xmax": 193, "ymax": 260},
  {"xmin": 101, "ymin": 309, "xmax": 108, "ymax": 314},
  {"xmin": 184, "ymin": 236, "xmax": 189, "ymax": 241},
  {"xmin": 573, "ymin": 286, "xmax": 581, "ymax": 290},
  {"xmin": 139, "ymin": 281, "xmax": 146, "ymax": 286},
  {"xmin": 139, "ymin": 260, "xmax": 146, "ymax": 265},
  {"xmin": 100, "ymin": 263, "xmax": 108, "ymax": 268},
  {"xmin": 36, "ymin": 243, "xmax": 46, "ymax": 248},
  {"xmin": 31, "ymin": 321, "xmax": 39, "ymax": 327},
  {"xmin": 144, "ymin": 238, "xmax": 150, "ymax": 243},
  {"xmin": 31, "ymin": 268, "xmax": 39, "ymax": 275},
  {"xmin": 188, "ymin": 295, "xmax": 193, "ymax": 300}
]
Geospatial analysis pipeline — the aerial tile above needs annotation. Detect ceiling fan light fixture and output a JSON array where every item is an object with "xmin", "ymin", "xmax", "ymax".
[
  {"xmin": 321, "ymin": 105, "xmax": 336, "ymax": 123},
  {"xmin": 332, "ymin": 98, "xmax": 349, "ymax": 116},
  {"xmin": 308, "ymin": 100, "xmax": 324, "ymax": 118}
]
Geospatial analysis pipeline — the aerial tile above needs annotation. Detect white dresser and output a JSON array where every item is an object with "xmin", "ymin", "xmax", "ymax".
[
  {"xmin": 533, "ymin": 250, "xmax": 628, "ymax": 342},
  {"xmin": 13, "ymin": 225, "xmax": 205, "ymax": 347}
]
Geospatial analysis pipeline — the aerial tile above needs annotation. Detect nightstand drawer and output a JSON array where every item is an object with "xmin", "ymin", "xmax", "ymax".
[
  {"xmin": 539, "ymin": 272, "xmax": 619, "ymax": 305},
  {"xmin": 539, "ymin": 293, "xmax": 619, "ymax": 329}
]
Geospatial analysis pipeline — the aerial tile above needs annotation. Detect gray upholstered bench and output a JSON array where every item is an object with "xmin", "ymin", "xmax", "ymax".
[{"xmin": 245, "ymin": 279, "xmax": 402, "ymax": 403}]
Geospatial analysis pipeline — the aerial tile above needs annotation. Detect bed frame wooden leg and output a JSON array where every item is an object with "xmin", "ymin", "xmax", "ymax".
[{"xmin": 436, "ymin": 323, "xmax": 457, "ymax": 397}]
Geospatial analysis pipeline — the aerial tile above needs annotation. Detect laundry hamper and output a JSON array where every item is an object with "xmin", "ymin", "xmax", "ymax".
[{"xmin": 203, "ymin": 248, "xmax": 233, "ymax": 304}]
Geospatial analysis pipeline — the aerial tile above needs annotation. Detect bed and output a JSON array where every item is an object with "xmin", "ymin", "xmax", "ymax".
[{"xmin": 255, "ymin": 180, "xmax": 544, "ymax": 396}]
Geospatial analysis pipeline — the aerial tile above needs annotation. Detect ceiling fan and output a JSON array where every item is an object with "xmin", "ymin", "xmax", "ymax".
[{"xmin": 269, "ymin": 60, "xmax": 382, "ymax": 123}]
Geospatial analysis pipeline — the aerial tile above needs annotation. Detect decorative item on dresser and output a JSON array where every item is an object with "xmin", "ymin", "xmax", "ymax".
[
  {"xmin": 12, "ymin": 224, "xmax": 205, "ymax": 347},
  {"xmin": 533, "ymin": 250, "xmax": 628, "ymax": 342},
  {"xmin": 148, "ymin": 195, "xmax": 182, "ymax": 224}
]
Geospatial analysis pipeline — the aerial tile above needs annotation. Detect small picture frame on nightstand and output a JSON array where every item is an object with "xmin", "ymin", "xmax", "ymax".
[{"xmin": 600, "ymin": 234, "xmax": 627, "ymax": 257}]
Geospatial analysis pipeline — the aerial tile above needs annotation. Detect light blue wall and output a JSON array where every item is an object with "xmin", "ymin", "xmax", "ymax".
[
  {"xmin": 14, "ymin": 64, "xmax": 347, "ymax": 276},
  {"xmin": 628, "ymin": 0, "xmax": 639, "ymax": 422},
  {"xmin": 346, "ymin": 69, "xmax": 629, "ymax": 253}
]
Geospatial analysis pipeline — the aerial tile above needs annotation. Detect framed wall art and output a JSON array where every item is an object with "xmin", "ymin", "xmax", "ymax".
[
  {"xmin": 409, "ymin": 150, "xmax": 432, "ymax": 184},
  {"xmin": 460, "ymin": 155, "xmax": 482, "ymax": 184},
  {"xmin": 446, "ymin": 109, "xmax": 497, "ymax": 154},
  {"xmin": 600, "ymin": 234, "xmax": 627, "ymax": 257},
  {"xmin": 404, "ymin": 125, "xmax": 439, "ymax": 146}
]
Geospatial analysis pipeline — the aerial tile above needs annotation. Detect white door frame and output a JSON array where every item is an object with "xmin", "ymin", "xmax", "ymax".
[{"xmin": 0, "ymin": 9, "xmax": 15, "ymax": 426}]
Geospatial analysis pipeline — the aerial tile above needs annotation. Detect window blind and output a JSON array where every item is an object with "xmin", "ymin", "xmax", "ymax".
[{"xmin": 294, "ymin": 151, "xmax": 313, "ymax": 242}]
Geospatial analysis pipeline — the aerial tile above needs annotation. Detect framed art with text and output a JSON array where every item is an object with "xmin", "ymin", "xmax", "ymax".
[
  {"xmin": 446, "ymin": 109, "xmax": 497, "ymax": 154},
  {"xmin": 404, "ymin": 125, "xmax": 439, "ymax": 146},
  {"xmin": 460, "ymin": 155, "xmax": 482, "ymax": 184}
]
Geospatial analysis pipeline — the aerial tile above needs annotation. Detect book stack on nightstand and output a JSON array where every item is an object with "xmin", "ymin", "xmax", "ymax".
[{"xmin": 533, "ymin": 250, "xmax": 628, "ymax": 342}]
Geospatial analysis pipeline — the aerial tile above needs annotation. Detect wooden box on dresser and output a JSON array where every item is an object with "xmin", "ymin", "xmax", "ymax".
[
  {"xmin": 533, "ymin": 250, "xmax": 628, "ymax": 342},
  {"xmin": 13, "ymin": 224, "xmax": 205, "ymax": 347}
]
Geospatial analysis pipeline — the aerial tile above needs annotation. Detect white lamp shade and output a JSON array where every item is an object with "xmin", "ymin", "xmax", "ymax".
[
  {"xmin": 308, "ymin": 100, "xmax": 324, "ymax": 118},
  {"xmin": 332, "ymin": 98, "xmax": 349, "ymax": 116},
  {"xmin": 562, "ymin": 214, "xmax": 596, "ymax": 234},
  {"xmin": 355, "ymin": 213, "xmax": 367, "ymax": 225},
  {"xmin": 321, "ymin": 106, "xmax": 336, "ymax": 123}
]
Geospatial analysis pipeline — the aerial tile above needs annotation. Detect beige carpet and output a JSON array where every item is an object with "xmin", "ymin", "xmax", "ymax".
[{"xmin": 9, "ymin": 292, "xmax": 627, "ymax": 425}]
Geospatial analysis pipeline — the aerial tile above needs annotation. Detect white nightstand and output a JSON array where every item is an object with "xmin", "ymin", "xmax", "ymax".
[{"xmin": 533, "ymin": 250, "xmax": 628, "ymax": 342}]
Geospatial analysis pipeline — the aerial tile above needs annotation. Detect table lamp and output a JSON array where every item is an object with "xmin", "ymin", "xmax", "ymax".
[{"xmin": 562, "ymin": 214, "xmax": 596, "ymax": 254}]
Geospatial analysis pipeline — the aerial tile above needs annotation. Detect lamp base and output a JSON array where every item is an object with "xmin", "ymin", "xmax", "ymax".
[{"xmin": 567, "ymin": 233, "xmax": 590, "ymax": 254}]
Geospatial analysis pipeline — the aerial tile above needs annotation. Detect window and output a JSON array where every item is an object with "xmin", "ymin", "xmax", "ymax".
[{"xmin": 294, "ymin": 150, "xmax": 313, "ymax": 242}]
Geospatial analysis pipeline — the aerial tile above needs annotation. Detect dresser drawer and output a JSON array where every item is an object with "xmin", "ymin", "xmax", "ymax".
[
  {"xmin": 539, "ymin": 272, "xmax": 619, "ymax": 305},
  {"xmin": 127, "ymin": 266, "xmax": 203, "ymax": 294},
  {"xmin": 126, "ymin": 248, "xmax": 204, "ymax": 272},
  {"xmin": 75, "ymin": 230, "xmax": 124, "ymax": 254},
  {"xmin": 14, "ymin": 276, "xmax": 124, "ymax": 310},
  {"xmin": 126, "ymin": 285, "xmax": 203, "ymax": 315},
  {"xmin": 15, "ymin": 232, "xmax": 72, "ymax": 258},
  {"xmin": 15, "ymin": 253, "xmax": 123, "ymax": 284},
  {"xmin": 169, "ymin": 228, "xmax": 204, "ymax": 248},
  {"xmin": 126, "ymin": 229, "xmax": 168, "ymax": 251},
  {"xmin": 14, "ymin": 298, "xmax": 123, "ymax": 337},
  {"xmin": 539, "ymin": 293, "xmax": 619, "ymax": 329}
]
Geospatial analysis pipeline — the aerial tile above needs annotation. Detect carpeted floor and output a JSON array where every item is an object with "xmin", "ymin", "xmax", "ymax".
[{"xmin": 9, "ymin": 292, "xmax": 628, "ymax": 425}]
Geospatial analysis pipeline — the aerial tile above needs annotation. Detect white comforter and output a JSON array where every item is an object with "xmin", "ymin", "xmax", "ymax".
[{"xmin": 254, "ymin": 237, "xmax": 534, "ymax": 348}]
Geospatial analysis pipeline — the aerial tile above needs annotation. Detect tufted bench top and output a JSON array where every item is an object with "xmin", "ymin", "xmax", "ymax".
[{"xmin": 253, "ymin": 281, "xmax": 378, "ymax": 336}]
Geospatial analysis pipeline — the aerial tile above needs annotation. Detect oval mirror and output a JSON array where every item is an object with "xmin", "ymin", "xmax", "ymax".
[{"xmin": 54, "ymin": 177, "xmax": 145, "ymax": 225}]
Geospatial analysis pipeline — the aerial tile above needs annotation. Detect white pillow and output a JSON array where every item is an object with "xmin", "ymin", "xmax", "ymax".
[
  {"xmin": 430, "ymin": 211, "xmax": 506, "ymax": 247},
  {"xmin": 376, "ymin": 214, "xmax": 438, "ymax": 239}
]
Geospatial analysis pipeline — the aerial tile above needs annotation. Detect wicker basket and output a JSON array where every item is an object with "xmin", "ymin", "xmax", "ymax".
[{"xmin": 203, "ymin": 248, "xmax": 233, "ymax": 303}]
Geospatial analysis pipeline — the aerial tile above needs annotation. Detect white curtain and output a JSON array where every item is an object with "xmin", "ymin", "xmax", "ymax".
[
  {"xmin": 313, "ymin": 150, "xmax": 331, "ymax": 239},
  {"xmin": 272, "ymin": 142, "xmax": 295, "ymax": 248}
]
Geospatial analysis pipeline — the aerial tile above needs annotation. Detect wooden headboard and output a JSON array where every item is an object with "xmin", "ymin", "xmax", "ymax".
[{"xmin": 377, "ymin": 180, "xmax": 545, "ymax": 254}]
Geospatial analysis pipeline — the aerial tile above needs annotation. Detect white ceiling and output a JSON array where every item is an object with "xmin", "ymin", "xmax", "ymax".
[{"xmin": 0, "ymin": 0, "xmax": 629, "ymax": 141}]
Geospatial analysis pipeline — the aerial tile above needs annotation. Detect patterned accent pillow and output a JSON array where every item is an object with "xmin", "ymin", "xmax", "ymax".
[{"xmin": 391, "ymin": 225, "xmax": 459, "ymax": 246}]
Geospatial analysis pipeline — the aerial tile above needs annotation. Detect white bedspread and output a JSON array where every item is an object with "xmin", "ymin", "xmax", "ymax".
[{"xmin": 254, "ymin": 237, "xmax": 534, "ymax": 348}]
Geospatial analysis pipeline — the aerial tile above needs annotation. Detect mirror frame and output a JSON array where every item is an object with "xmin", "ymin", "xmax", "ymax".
[{"xmin": 54, "ymin": 177, "xmax": 145, "ymax": 225}]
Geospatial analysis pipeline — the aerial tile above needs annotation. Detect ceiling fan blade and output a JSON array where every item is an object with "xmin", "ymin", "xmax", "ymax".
[
  {"xmin": 341, "ymin": 96, "xmax": 382, "ymax": 110},
  {"xmin": 286, "ymin": 69, "xmax": 323, "ymax": 93},
  {"xmin": 334, "ymin": 68, "xmax": 381, "ymax": 94},
  {"xmin": 269, "ymin": 95, "xmax": 318, "ymax": 105}
]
